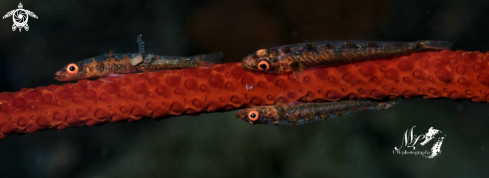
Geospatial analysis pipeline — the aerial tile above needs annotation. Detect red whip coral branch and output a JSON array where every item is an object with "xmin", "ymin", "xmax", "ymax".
[{"xmin": 0, "ymin": 50, "xmax": 488, "ymax": 138}]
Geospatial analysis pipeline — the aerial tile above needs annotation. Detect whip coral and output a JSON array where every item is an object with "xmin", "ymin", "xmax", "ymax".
[{"xmin": 0, "ymin": 50, "xmax": 488, "ymax": 138}]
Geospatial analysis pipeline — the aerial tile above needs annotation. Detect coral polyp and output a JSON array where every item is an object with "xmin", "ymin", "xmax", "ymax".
[{"xmin": 0, "ymin": 50, "xmax": 488, "ymax": 138}]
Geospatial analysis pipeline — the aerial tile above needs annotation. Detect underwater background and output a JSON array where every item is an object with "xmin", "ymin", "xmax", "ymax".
[{"xmin": 1, "ymin": 0, "xmax": 489, "ymax": 177}]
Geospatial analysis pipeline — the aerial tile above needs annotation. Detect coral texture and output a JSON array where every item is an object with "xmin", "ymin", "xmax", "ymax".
[{"xmin": 0, "ymin": 50, "xmax": 488, "ymax": 138}]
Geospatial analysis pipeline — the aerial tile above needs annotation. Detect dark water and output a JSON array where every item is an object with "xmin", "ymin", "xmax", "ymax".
[{"xmin": 1, "ymin": 0, "xmax": 489, "ymax": 177}]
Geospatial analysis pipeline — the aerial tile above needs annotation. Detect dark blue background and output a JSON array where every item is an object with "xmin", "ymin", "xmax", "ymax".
[{"xmin": 1, "ymin": 0, "xmax": 488, "ymax": 177}]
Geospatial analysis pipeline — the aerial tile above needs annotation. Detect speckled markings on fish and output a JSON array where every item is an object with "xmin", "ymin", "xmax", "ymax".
[
  {"xmin": 54, "ymin": 35, "xmax": 222, "ymax": 81},
  {"xmin": 236, "ymin": 100, "xmax": 399, "ymax": 125},
  {"xmin": 54, "ymin": 52, "xmax": 223, "ymax": 81},
  {"xmin": 241, "ymin": 40, "xmax": 452, "ymax": 74}
]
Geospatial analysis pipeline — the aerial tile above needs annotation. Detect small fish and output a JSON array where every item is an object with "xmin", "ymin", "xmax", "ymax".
[
  {"xmin": 54, "ymin": 52, "xmax": 223, "ymax": 81},
  {"xmin": 236, "ymin": 100, "xmax": 399, "ymax": 125},
  {"xmin": 55, "ymin": 34, "xmax": 222, "ymax": 81},
  {"xmin": 242, "ymin": 40, "xmax": 452, "ymax": 74}
]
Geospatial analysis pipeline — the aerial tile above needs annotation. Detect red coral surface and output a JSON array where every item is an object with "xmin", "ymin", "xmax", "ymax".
[{"xmin": 0, "ymin": 50, "xmax": 488, "ymax": 138}]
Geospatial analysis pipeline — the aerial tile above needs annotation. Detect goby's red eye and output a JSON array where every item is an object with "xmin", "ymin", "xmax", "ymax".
[
  {"xmin": 257, "ymin": 61, "xmax": 270, "ymax": 71},
  {"xmin": 248, "ymin": 110, "xmax": 259, "ymax": 121},
  {"xmin": 66, "ymin": 63, "xmax": 79, "ymax": 75}
]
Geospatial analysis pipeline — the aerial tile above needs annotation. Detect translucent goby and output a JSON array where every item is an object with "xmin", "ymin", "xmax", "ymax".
[
  {"xmin": 55, "ymin": 35, "xmax": 222, "ymax": 81},
  {"xmin": 236, "ymin": 100, "xmax": 399, "ymax": 125},
  {"xmin": 242, "ymin": 40, "xmax": 452, "ymax": 74}
]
